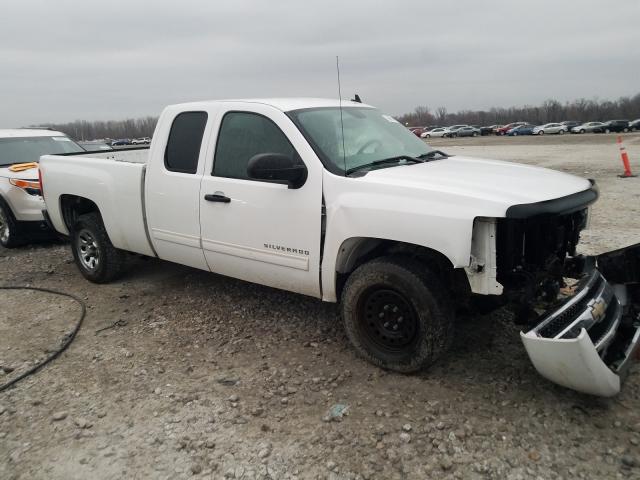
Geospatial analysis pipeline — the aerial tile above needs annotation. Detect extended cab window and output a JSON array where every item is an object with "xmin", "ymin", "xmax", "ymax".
[
  {"xmin": 164, "ymin": 111, "xmax": 208, "ymax": 174},
  {"xmin": 213, "ymin": 112, "xmax": 298, "ymax": 180}
]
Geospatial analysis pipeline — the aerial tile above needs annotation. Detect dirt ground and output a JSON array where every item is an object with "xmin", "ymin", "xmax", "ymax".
[{"xmin": 1, "ymin": 133, "xmax": 640, "ymax": 480}]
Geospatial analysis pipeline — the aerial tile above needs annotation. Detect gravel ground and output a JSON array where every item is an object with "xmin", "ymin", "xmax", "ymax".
[{"xmin": 1, "ymin": 133, "xmax": 640, "ymax": 480}]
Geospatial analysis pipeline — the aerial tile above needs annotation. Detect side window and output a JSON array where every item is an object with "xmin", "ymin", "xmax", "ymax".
[
  {"xmin": 213, "ymin": 111, "xmax": 298, "ymax": 180},
  {"xmin": 164, "ymin": 111, "xmax": 208, "ymax": 174}
]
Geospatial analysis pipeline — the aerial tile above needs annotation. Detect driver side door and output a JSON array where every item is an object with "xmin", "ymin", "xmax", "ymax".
[{"xmin": 199, "ymin": 103, "xmax": 323, "ymax": 297}]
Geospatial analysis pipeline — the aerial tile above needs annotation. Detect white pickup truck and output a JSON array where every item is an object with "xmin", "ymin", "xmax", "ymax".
[{"xmin": 38, "ymin": 98, "xmax": 640, "ymax": 396}]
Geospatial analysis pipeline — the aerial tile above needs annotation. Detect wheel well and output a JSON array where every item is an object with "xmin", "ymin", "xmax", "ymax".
[
  {"xmin": 60, "ymin": 195, "xmax": 100, "ymax": 231},
  {"xmin": 334, "ymin": 238, "xmax": 470, "ymax": 302}
]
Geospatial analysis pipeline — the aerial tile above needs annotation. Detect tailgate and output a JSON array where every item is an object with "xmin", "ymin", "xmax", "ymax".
[{"xmin": 521, "ymin": 244, "xmax": 640, "ymax": 396}]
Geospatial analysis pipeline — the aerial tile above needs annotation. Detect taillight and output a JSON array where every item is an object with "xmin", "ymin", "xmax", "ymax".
[{"xmin": 9, "ymin": 178, "xmax": 42, "ymax": 196}]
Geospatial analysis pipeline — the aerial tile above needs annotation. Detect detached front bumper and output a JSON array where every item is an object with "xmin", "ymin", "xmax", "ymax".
[{"xmin": 521, "ymin": 245, "xmax": 640, "ymax": 397}]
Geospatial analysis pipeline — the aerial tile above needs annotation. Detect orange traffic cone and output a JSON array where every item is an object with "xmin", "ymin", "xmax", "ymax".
[{"xmin": 617, "ymin": 136, "xmax": 636, "ymax": 178}]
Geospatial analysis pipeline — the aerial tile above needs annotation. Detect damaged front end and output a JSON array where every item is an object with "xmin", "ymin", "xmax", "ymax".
[
  {"xmin": 521, "ymin": 249, "xmax": 640, "ymax": 397},
  {"xmin": 492, "ymin": 183, "xmax": 640, "ymax": 396}
]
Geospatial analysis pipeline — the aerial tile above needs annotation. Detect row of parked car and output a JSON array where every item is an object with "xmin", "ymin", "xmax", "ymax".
[
  {"xmin": 110, "ymin": 137, "xmax": 151, "ymax": 146},
  {"xmin": 409, "ymin": 119, "xmax": 640, "ymax": 138}
]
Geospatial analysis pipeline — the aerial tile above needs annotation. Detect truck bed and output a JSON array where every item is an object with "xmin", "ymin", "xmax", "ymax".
[
  {"xmin": 72, "ymin": 147, "xmax": 149, "ymax": 164},
  {"xmin": 39, "ymin": 148, "xmax": 155, "ymax": 257}
]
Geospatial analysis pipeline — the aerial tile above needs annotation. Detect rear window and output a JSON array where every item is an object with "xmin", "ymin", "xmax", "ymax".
[
  {"xmin": 164, "ymin": 111, "xmax": 208, "ymax": 174},
  {"xmin": 0, "ymin": 136, "xmax": 84, "ymax": 167}
]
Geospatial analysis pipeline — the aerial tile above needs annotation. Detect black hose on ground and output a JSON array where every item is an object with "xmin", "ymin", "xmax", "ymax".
[{"xmin": 0, "ymin": 286, "xmax": 86, "ymax": 393}]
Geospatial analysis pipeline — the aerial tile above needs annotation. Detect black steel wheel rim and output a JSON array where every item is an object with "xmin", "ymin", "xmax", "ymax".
[{"xmin": 358, "ymin": 287, "xmax": 419, "ymax": 353}]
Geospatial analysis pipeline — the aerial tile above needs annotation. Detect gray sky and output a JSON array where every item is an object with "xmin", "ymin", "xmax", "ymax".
[{"xmin": 1, "ymin": 0, "xmax": 638, "ymax": 127}]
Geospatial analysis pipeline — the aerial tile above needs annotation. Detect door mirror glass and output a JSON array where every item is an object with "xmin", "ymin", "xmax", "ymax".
[{"xmin": 247, "ymin": 153, "xmax": 308, "ymax": 189}]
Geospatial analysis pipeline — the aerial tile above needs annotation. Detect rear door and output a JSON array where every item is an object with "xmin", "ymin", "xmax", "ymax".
[
  {"xmin": 198, "ymin": 103, "xmax": 323, "ymax": 297},
  {"xmin": 145, "ymin": 109, "xmax": 211, "ymax": 270}
]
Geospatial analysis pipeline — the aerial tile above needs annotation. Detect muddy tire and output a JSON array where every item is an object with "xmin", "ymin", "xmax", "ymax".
[
  {"xmin": 341, "ymin": 256, "xmax": 454, "ymax": 373},
  {"xmin": 0, "ymin": 199, "xmax": 24, "ymax": 248},
  {"xmin": 71, "ymin": 212, "xmax": 125, "ymax": 283}
]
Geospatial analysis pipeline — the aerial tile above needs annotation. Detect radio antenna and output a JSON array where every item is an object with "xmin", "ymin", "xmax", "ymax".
[{"xmin": 336, "ymin": 56, "xmax": 347, "ymax": 174}]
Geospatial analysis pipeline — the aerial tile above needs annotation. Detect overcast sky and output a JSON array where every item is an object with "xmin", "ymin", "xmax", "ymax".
[{"xmin": 1, "ymin": 0, "xmax": 638, "ymax": 127}]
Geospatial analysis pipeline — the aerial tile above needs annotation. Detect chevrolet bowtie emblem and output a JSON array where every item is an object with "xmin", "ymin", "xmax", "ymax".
[{"xmin": 591, "ymin": 299, "xmax": 607, "ymax": 322}]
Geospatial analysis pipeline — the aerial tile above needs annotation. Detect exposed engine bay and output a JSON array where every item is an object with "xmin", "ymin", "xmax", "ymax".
[{"xmin": 496, "ymin": 207, "xmax": 589, "ymax": 321}]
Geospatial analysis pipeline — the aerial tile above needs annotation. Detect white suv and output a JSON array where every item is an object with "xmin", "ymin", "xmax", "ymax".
[{"xmin": 0, "ymin": 129, "xmax": 84, "ymax": 247}]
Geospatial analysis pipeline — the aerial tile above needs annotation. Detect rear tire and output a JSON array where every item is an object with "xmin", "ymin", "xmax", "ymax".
[
  {"xmin": 605, "ymin": 128, "xmax": 611, "ymax": 134},
  {"xmin": 341, "ymin": 256, "xmax": 454, "ymax": 373},
  {"xmin": 0, "ymin": 199, "xmax": 24, "ymax": 248},
  {"xmin": 559, "ymin": 129, "xmax": 565, "ymax": 135},
  {"xmin": 472, "ymin": 132, "xmax": 478, "ymax": 137},
  {"xmin": 71, "ymin": 212, "xmax": 126, "ymax": 283}
]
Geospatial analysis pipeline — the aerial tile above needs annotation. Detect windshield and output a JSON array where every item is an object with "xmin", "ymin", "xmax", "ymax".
[
  {"xmin": 0, "ymin": 136, "xmax": 84, "ymax": 167},
  {"xmin": 287, "ymin": 107, "xmax": 435, "ymax": 175}
]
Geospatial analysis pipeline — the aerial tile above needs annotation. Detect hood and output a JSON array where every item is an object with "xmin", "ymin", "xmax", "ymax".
[
  {"xmin": 0, "ymin": 165, "xmax": 39, "ymax": 180},
  {"xmin": 361, "ymin": 155, "xmax": 591, "ymax": 215}
]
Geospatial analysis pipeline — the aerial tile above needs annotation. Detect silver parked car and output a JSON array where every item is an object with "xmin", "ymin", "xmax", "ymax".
[
  {"xmin": 571, "ymin": 122, "xmax": 605, "ymax": 134},
  {"xmin": 420, "ymin": 127, "xmax": 448, "ymax": 138},
  {"xmin": 533, "ymin": 123, "xmax": 567, "ymax": 135},
  {"xmin": 454, "ymin": 126, "xmax": 481, "ymax": 137}
]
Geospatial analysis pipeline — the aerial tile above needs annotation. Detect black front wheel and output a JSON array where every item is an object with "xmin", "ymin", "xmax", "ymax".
[
  {"xmin": 0, "ymin": 200, "xmax": 24, "ymax": 248},
  {"xmin": 71, "ymin": 212, "xmax": 126, "ymax": 283},
  {"xmin": 341, "ymin": 257, "xmax": 454, "ymax": 373}
]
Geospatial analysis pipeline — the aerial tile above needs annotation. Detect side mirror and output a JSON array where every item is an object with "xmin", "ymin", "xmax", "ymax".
[{"xmin": 247, "ymin": 153, "xmax": 308, "ymax": 189}]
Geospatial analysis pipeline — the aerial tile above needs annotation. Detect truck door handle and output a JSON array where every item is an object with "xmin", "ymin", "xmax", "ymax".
[{"xmin": 204, "ymin": 193, "xmax": 231, "ymax": 203}]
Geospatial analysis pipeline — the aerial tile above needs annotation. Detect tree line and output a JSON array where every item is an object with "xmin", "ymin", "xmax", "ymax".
[
  {"xmin": 33, "ymin": 116, "xmax": 158, "ymax": 141},
  {"xmin": 396, "ymin": 93, "xmax": 640, "ymax": 127},
  {"xmin": 33, "ymin": 93, "xmax": 640, "ymax": 139}
]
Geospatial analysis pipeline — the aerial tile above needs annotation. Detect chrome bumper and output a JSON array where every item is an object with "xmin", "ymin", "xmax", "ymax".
[{"xmin": 521, "ymin": 269, "xmax": 640, "ymax": 397}]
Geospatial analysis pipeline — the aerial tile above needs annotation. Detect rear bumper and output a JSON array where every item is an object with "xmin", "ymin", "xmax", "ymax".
[{"xmin": 521, "ymin": 252, "xmax": 640, "ymax": 396}]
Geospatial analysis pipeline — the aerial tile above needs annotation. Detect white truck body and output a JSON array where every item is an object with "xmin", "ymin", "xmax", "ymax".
[{"xmin": 39, "ymin": 98, "xmax": 640, "ymax": 396}]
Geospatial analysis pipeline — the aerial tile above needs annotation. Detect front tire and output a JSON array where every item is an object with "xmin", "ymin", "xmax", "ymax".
[
  {"xmin": 71, "ymin": 212, "xmax": 126, "ymax": 283},
  {"xmin": 538, "ymin": 130, "xmax": 544, "ymax": 135},
  {"xmin": 559, "ymin": 129, "xmax": 565, "ymax": 135},
  {"xmin": 0, "ymin": 200, "xmax": 24, "ymax": 248},
  {"xmin": 341, "ymin": 257, "xmax": 454, "ymax": 373},
  {"xmin": 605, "ymin": 128, "xmax": 611, "ymax": 134}
]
